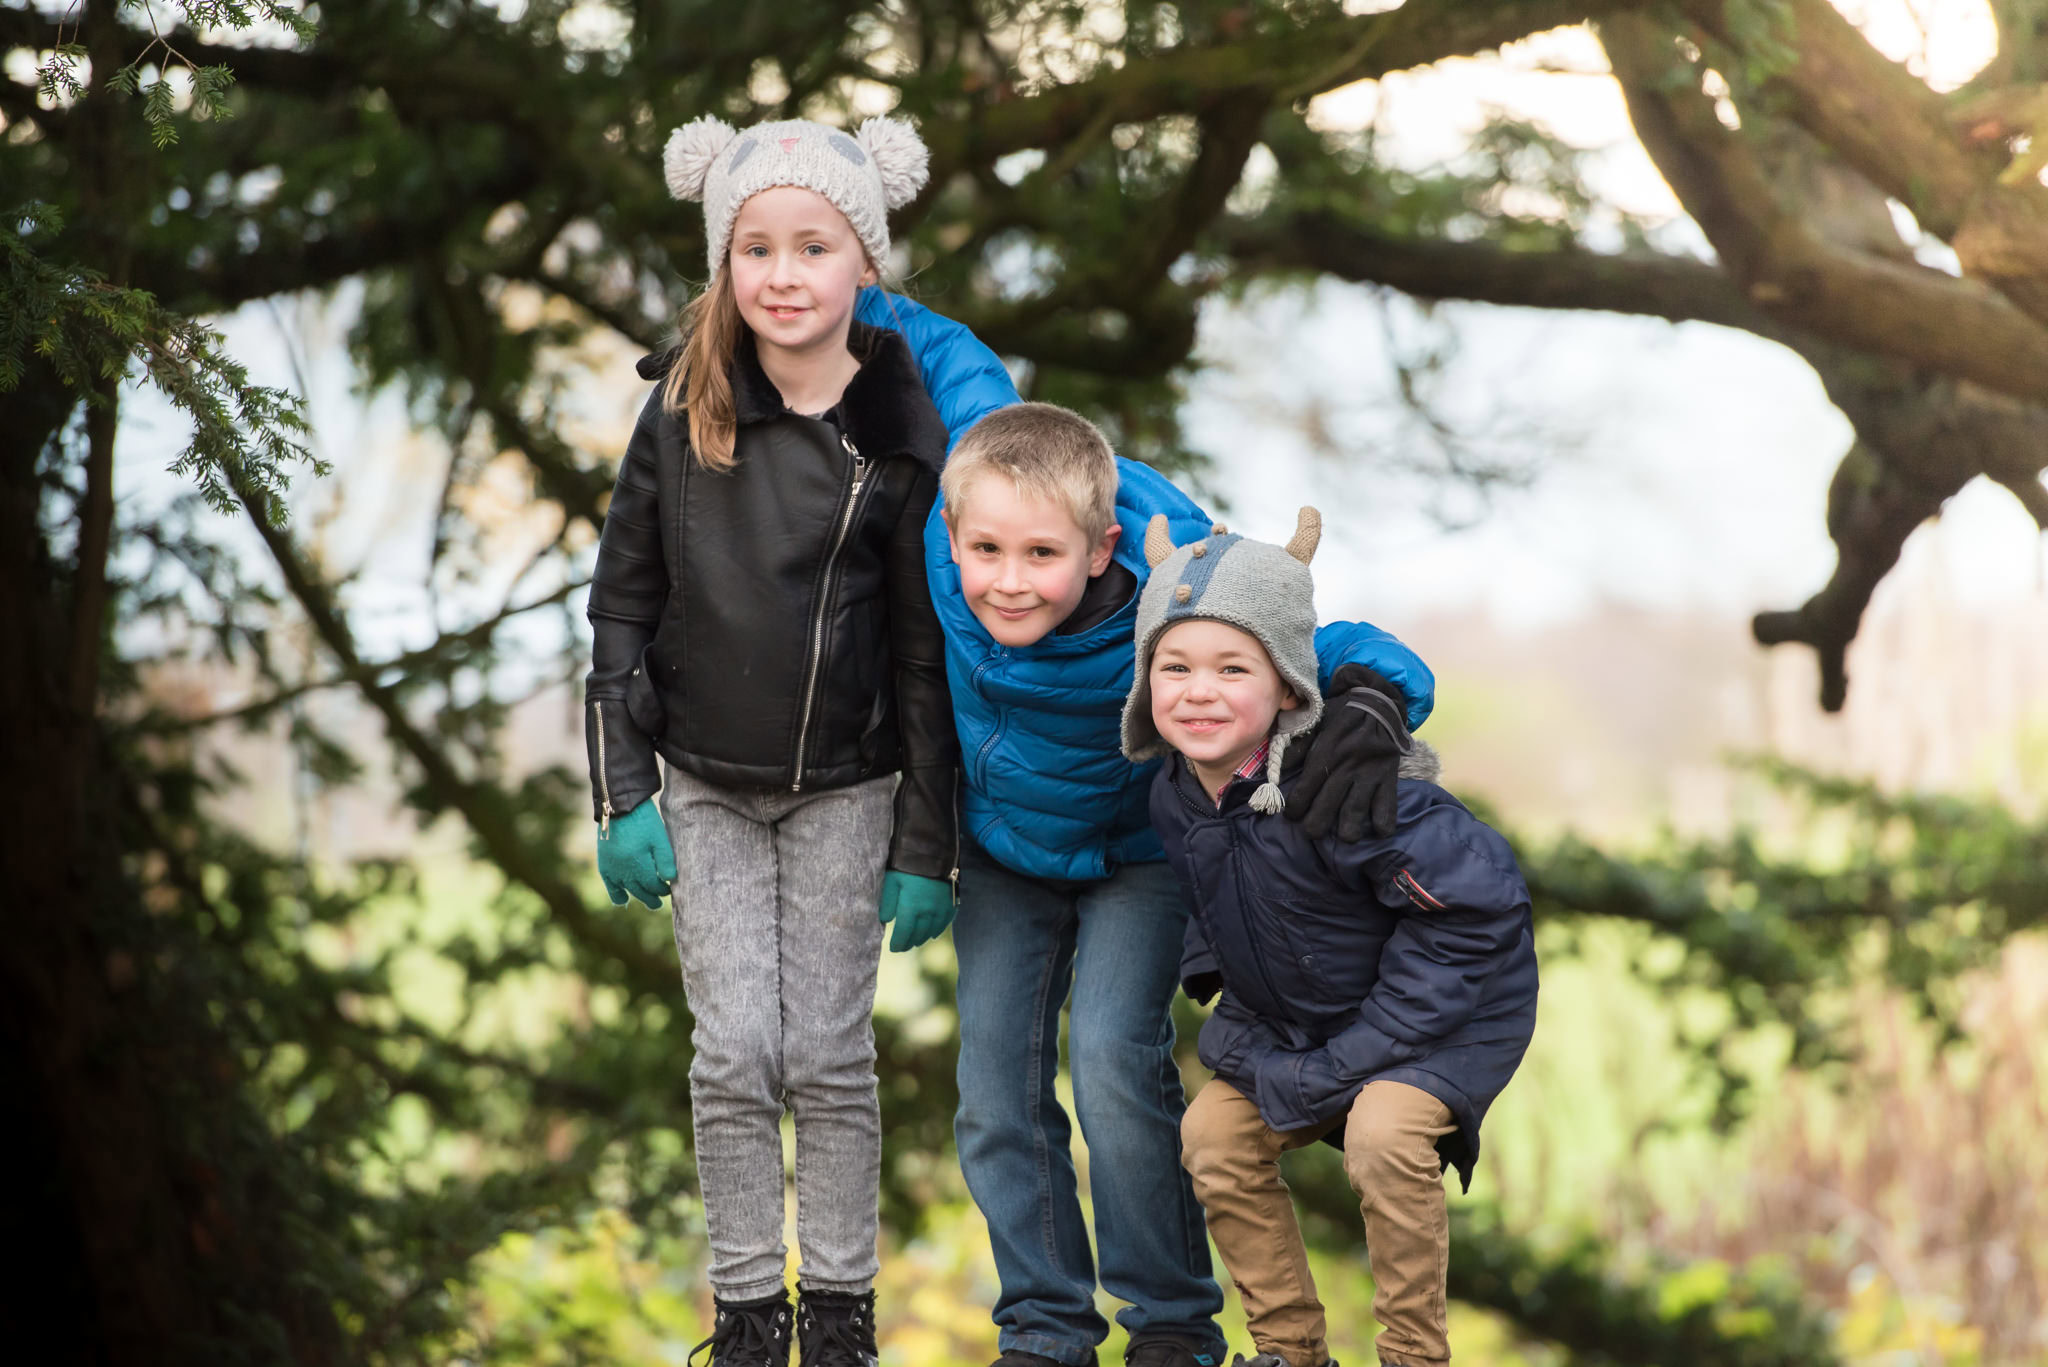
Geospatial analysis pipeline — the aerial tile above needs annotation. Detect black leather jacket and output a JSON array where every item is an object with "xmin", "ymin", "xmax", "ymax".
[{"xmin": 583, "ymin": 323, "xmax": 959, "ymax": 880}]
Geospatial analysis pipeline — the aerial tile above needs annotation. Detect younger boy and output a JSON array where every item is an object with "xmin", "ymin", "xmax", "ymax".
[
  {"xmin": 1122, "ymin": 510, "xmax": 1538, "ymax": 1367},
  {"xmin": 926, "ymin": 406, "xmax": 1436, "ymax": 1367}
]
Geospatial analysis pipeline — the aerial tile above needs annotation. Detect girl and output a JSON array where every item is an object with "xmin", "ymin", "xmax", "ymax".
[{"xmin": 584, "ymin": 115, "xmax": 960, "ymax": 1367}]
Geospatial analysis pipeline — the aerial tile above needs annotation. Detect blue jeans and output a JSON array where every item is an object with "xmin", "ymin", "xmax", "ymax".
[{"xmin": 953, "ymin": 841, "xmax": 1225, "ymax": 1365}]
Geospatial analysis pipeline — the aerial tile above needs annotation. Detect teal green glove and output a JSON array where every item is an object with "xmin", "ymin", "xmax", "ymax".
[
  {"xmin": 877, "ymin": 870, "xmax": 955, "ymax": 952},
  {"xmin": 597, "ymin": 800, "xmax": 677, "ymax": 907}
]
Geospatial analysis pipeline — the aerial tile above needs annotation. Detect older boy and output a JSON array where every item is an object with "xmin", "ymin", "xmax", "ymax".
[
  {"xmin": 1123, "ymin": 509, "xmax": 1538, "ymax": 1367},
  {"xmin": 927, "ymin": 406, "xmax": 1436, "ymax": 1367}
]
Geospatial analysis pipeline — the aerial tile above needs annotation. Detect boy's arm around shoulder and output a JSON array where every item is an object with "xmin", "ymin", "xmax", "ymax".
[
  {"xmin": 584, "ymin": 388, "xmax": 667, "ymax": 823},
  {"xmin": 1311, "ymin": 620, "xmax": 1435, "ymax": 733},
  {"xmin": 1266, "ymin": 799, "xmax": 1532, "ymax": 1122},
  {"xmin": 857, "ymin": 289, "xmax": 1020, "ymax": 449},
  {"xmin": 884, "ymin": 463, "xmax": 961, "ymax": 880}
]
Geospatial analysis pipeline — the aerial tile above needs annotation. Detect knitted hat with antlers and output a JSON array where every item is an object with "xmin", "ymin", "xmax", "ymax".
[
  {"xmin": 1122, "ymin": 507, "xmax": 1325, "ymax": 813},
  {"xmin": 663, "ymin": 115, "xmax": 929, "ymax": 278}
]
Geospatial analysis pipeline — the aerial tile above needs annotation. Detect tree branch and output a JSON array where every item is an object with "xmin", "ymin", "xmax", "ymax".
[
  {"xmin": 1224, "ymin": 207, "xmax": 2048, "ymax": 710},
  {"xmin": 1221, "ymin": 211, "xmax": 1766, "ymax": 328},
  {"xmin": 478, "ymin": 394, "xmax": 614, "ymax": 531},
  {"xmin": 961, "ymin": 283, "xmax": 1206, "ymax": 379},
  {"xmin": 1602, "ymin": 15, "xmax": 2048, "ymax": 402},
  {"xmin": 138, "ymin": 578, "xmax": 588, "ymax": 737},
  {"xmin": 1679, "ymin": 0, "xmax": 1991, "ymax": 228},
  {"xmin": 131, "ymin": 154, "xmax": 546, "ymax": 311},
  {"xmin": 1679, "ymin": 0, "xmax": 2048, "ymax": 330},
  {"xmin": 529, "ymin": 268, "xmax": 667, "ymax": 353},
  {"xmin": 225, "ymin": 466, "xmax": 671, "ymax": 994},
  {"xmin": 921, "ymin": 0, "xmax": 1653, "ymax": 180},
  {"xmin": 70, "ymin": 376, "xmax": 117, "ymax": 719}
]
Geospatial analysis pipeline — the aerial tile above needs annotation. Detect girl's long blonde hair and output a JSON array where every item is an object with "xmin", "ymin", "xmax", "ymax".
[{"xmin": 661, "ymin": 269, "xmax": 747, "ymax": 473}]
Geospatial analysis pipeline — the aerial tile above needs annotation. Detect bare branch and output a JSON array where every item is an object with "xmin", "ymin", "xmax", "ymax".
[
  {"xmin": 225, "ymin": 466, "xmax": 671, "ymax": 993},
  {"xmin": 140, "ymin": 578, "xmax": 589, "ymax": 736}
]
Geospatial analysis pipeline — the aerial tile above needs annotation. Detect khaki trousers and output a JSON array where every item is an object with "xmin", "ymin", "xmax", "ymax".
[{"xmin": 1181, "ymin": 1078, "xmax": 1457, "ymax": 1367}]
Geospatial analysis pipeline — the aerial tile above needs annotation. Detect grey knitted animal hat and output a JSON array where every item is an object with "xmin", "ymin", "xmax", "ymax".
[
  {"xmin": 664, "ymin": 115, "xmax": 929, "ymax": 277},
  {"xmin": 1122, "ymin": 508, "xmax": 1325, "ymax": 814}
]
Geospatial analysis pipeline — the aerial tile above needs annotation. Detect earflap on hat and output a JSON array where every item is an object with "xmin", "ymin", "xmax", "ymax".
[
  {"xmin": 854, "ymin": 116, "xmax": 930, "ymax": 209},
  {"xmin": 665, "ymin": 116, "xmax": 738, "ymax": 201}
]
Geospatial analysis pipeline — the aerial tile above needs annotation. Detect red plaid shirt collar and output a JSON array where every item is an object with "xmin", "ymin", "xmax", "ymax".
[{"xmin": 1214, "ymin": 738, "xmax": 1271, "ymax": 802}]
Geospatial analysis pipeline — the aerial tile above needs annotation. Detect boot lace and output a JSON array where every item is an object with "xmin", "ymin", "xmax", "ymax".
[
  {"xmin": 688, "ymin": 1298, "xmax": 789, "ymax": 1367},
  {"xmin": 798, "ymin": 1297, "xmax": 876, "ymax": 1367}
]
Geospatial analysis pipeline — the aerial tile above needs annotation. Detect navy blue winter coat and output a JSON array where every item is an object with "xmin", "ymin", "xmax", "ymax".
[{"xmin": 1152, "ymin": 747, "xmax": 1538, "ymax": 1187}]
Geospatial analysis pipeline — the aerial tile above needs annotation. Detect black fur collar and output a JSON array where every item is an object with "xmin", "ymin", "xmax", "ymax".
[{"xmin": 639, "ymin": 322, "xmax": 948, "ymax": 475}]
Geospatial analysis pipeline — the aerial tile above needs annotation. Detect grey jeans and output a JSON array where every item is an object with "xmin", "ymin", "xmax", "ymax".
[{"xmin": 660, "ymin": 766, "xmax": 892, "ymax": 1300}]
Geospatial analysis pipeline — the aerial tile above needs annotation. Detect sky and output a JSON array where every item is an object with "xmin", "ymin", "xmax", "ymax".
[{"xmin": 106, "ymin": 0, "xmax": 2048, "ymax": 657}]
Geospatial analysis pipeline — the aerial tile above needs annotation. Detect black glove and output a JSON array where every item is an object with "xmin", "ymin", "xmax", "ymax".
[{"xmin": 1291, "ymin": 663, "xmax": 1413, "ymax": 842}]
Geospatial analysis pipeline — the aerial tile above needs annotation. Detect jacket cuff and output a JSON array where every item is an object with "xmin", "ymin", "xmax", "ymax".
[
  {"xmin": 585, "ymin": 697, "xmax": 661, "ymax": 824},
  {"xmin": 887, "ymin": 763, "xmax": 959, "ymax": 881},
  {"xmin": 1254, "ymin": 1050, "xmax": 1312, "ymax": 1132},
  {"xmin": 1328, "ymin": 1013, "xmax": 1418, "ymax": 1080}
]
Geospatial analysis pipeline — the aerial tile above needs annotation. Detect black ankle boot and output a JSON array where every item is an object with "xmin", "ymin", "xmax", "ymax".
[
  {"xmin": 689, "ymin": 1290, "xmax": 794, "ymax": 1367},
  {"xmin": 795, "ymin": 1287, "xmax": 879, "ymax": 1367}
]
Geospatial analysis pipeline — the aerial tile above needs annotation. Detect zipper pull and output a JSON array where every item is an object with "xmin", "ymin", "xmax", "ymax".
[
  {"xmin": 948, "ymin": 866, "xmax": 960, "ymax": 906},
  {"xmin": 843, "ymin": 434, "xmax": 867, "ymax": 490},
  {"xmin": 595, "ymin": 702, "xmax": 614, "ymax": 837}
]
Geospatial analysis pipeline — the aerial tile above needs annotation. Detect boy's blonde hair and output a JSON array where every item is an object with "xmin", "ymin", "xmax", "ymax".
[{"xmin": 941, "ymin": 403, "xmax": 1119, "ymax": 544}]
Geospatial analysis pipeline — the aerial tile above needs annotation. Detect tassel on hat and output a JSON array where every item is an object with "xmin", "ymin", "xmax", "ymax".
[{"xmin": 1247, "ymin": 731, "xmax": 1293, "ymax": 814}]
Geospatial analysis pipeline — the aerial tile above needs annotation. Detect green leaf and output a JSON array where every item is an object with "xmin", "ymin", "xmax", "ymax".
[{"xmin": 144, "ymin": 78, "xmax": 179, "ymax": 148}]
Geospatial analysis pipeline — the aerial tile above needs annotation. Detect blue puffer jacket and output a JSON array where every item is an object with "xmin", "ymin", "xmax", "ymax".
[
  {"xmin": 860, "ymin": 286, "xmax": 1437, "ymax": 881},
  {"xmin": 1152, "ymin": 746, "xmax": 1537, "ymax": 1188}
]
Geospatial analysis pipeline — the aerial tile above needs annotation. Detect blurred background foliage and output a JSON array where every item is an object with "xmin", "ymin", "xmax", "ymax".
[{"xmin": 4, "ymin": 0, "xmax": 2046, "ymax": 1363}]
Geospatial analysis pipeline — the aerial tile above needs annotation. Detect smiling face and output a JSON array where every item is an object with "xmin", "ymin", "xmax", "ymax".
[
  {"xmin": 945, "ymin": 473, "xmax": 1121, "ymax": 646},
  {"xmin": 727, "ymin": 185, "xmax": 876, "ymax": 361},
  {"xmin": 1148, "ymin": 617, "xmax": 1299, "ymax": 794}
]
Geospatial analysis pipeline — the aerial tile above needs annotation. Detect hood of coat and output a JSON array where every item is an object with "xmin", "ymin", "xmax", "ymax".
[
  {"xmin": 1397, "ymin": 737, "xmax": 1442, "ymax": 783},
  {"xmin": 637, "ymin": 323, "xmax": 947, "ymax": 475}
]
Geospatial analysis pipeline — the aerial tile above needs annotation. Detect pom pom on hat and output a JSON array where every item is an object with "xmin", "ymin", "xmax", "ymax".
[
  {"xmin": 665, "ymin": 116, "xmax": 737, "ymax": 201},
  {"xmin": 856, "ymin": 116, "xmax": 930, "ymax": 209},
  {"xmin": 668, "ymin": 114, "xmax": 931, "ymax": 276}
]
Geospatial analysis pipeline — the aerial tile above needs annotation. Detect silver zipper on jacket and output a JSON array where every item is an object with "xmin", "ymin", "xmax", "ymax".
[
  {"xmin": 791, "ymin": 431, "xmax": 868, "ymax": 791},
  {"xmin": 596, "ymin": 703, "xmax": 614, "ymax": 835},
  {"xmin": 948, "ymin": 769, "xmax": 962, "ymax": 904}
]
